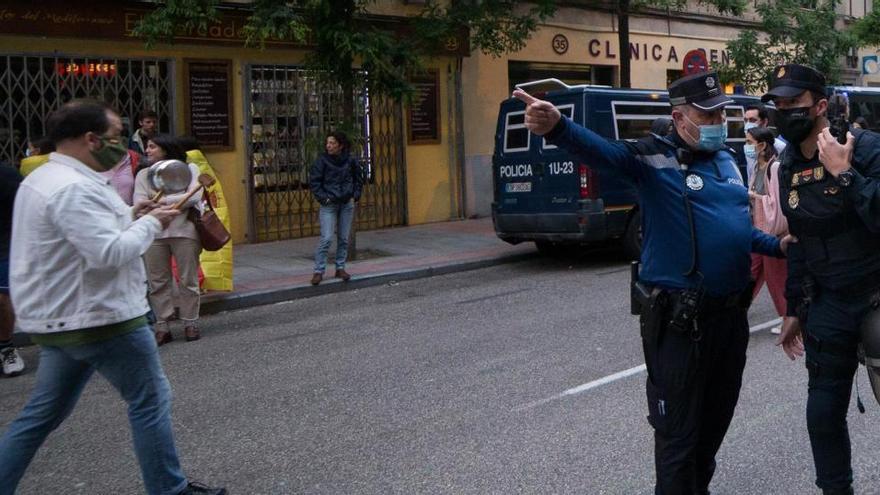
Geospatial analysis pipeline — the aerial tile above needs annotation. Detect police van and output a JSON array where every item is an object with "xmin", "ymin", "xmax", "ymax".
[
  {"xmin": 833, "ymin": 85, "xmax": 880, "ymax": 131},
  {"xmin": 492, "ymin": 79, "xmax": 765, "ymax": 258}
]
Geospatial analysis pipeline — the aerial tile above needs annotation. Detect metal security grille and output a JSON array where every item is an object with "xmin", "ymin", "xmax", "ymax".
[
  {"xmin": 245, "ymin": 65, "xmax": 407, "ymax": 242},
  {"xmin": 0, "ymin": 54, "xmax": 173, "ymax": 166}
]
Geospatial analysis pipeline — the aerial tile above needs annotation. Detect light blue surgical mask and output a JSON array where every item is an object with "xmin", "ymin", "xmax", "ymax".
[
  {"xmin": 683, "ymin": 114, "xmax": 728, "ymax": 152},
  {"xmin": 744, "ymin": 122, "xmax": 759, "ymax": 133},
  {"xmin": 743, "ymin": 144, "xmax": 757, "ymax": 161}
]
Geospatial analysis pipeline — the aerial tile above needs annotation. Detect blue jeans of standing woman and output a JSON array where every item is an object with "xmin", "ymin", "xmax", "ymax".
[
  {"xmin": 0, "ymin": 325, "xmax": 188, "ymax": 495},
  {"xmin": 314, "ymin": 200, "xmax": 355, "ymax": 274}
]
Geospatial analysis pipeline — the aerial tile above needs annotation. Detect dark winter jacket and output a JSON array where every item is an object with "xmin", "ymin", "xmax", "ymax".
[{"xmin": 309, "ymin": 152, "xmax": 363, "ymax": 205}]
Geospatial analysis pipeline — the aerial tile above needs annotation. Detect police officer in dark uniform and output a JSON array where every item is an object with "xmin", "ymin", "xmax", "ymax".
[
  {"xmin": 766, "ymin": 64, "xmax": 880, "ymax": 495},
  {"xmin": 514, "ymin": 72, "xmax": 788, "ymax": 494}
]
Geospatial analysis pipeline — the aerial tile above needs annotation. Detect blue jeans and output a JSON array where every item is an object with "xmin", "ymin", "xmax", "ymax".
[
  {"xmin": 314, "ymin": 201, "xmax": 355, "ymax": 273},
  {"xmin": 0, "ymin": 326, "xmax": 187, "ymax": 495}
]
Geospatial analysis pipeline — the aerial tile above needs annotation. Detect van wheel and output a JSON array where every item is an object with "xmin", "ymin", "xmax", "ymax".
[
  {"xmin": 535, "ymin": 241, "xmax": 568, "ymax": 257},
  {"xmin": 622, "ymin": 211, "xmax": 642, "ymax": 260}
]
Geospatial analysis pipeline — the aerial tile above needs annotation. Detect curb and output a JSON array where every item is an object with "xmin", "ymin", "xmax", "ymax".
[{"xmin": 200, "ymin": 251, "xmax": 536, "ymax": 315}]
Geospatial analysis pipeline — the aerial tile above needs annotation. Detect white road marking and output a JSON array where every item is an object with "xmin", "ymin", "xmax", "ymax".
[{"xmin": 515, "ymin": 317, "xmax": 784, "ymax": 411}]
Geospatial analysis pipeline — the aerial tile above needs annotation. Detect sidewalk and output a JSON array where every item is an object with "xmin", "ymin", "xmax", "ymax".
[{"xmin": 200, "ymin": 217, "xmax": 537, "ymax": 314}]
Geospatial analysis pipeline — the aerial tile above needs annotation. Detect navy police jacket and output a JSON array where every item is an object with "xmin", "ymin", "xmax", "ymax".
[
  {"xmin": 546, "ymin": 116, "xmax": 781, "ymax": 297},
  {"xmin": 779, "ymin": 129, "xmax": 880, "ymax": 315}
]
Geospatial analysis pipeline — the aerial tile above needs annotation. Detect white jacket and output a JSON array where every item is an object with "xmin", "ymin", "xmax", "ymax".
[{"xmin": 10, "ymin": 153, "xmax": 162, "ymax": 334}]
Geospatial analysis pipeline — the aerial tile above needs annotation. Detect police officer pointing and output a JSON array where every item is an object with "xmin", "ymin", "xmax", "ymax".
[
  {"xmin": 767, "ymin": 64, "xmax": 880, "ymax": 495},
  {"xmin": 514, "ymin": 72, "xmax": 789, "ymax": 494}
]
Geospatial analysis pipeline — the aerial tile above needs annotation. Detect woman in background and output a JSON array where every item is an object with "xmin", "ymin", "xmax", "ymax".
[
  {"xmin": 308, "ymin": 131, "xmax": 363, "ymax": 286},
  {"xmin": 746, "ymin": 126, "xmax": 788, "ymax": 334},
  {"xmin": 133, "ymin": 135, "xmax": 203, "ymax": 345}
]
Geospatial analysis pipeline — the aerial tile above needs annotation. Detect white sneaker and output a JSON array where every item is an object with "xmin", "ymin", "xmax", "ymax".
[
  {"xmin": 770, "ymin": 326, "xmax": 782, "ymax": 335},
  {"xmin": 1, "ymin": 347, "xmax": 24, "ymax": 376}
]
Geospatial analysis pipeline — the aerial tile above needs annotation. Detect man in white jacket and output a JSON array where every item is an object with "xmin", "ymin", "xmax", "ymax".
[{"xmin": 0, "ymin": 100, "xmax": 225, "ymax": 495}]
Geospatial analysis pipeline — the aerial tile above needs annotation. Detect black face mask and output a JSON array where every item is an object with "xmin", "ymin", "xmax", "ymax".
[{"xmin": 775, "ymin": 106, "xmax": 815, "ymax": 144}]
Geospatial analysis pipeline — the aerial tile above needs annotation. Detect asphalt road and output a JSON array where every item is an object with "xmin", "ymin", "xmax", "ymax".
[{"xmin": 2, "ymin": 250, "xmax": 880, "ymax": 494}]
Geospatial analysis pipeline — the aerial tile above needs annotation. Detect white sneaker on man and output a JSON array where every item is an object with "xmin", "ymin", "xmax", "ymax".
[
  {"xmin": 1, "ymin": 347, "xmax": 24, "ymax": 376},
  {"xmin": 770, "ymin": 326, "xmax": 782, "ymax": 335}
]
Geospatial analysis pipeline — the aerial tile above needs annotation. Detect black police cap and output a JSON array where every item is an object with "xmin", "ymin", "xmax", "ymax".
[
  {"xmin": 668, "ymin": 71, "xmax": 733, "ymax": 111},
  {"xmin": 761, "ymin": 64, "xmax": 827, "ymax": 103}
]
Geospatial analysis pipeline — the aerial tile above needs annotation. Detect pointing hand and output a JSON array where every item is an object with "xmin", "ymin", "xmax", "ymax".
[{"xmin": 512, "ymin": 89, "xmax": 562, "ymax": 137}]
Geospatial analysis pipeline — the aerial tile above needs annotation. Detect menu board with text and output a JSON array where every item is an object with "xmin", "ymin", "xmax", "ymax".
[
  {"xmin": 184, "ymin": 59, "xmax": 233, "ymax": 150},
  {"xmin": 408, "ymin": 71, "xmax": 440, "ymax": 144}
]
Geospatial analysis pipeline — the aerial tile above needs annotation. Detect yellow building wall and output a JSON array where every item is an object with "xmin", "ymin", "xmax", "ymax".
[
  {"xmin": 1, "ymin": 35, "xmax": 461, "ymax": 239},
  {"xmin": 404, "ymin": 60, "xmax": 461, "ymax": 224}
]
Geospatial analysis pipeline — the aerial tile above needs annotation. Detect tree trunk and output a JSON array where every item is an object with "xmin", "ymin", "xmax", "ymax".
[
  {"xmin": 618, "ymin": 0, "xmax": 631, "ymax": 88},
  {"xmin": 341, "ymin": 78, "xmax": 358, "ymax": 260}
]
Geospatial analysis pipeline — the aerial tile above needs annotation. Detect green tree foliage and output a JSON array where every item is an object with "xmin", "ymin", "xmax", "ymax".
[
  {"xmin": 719, "ymin": 0, "xmax": 857, "ymax": 93},
  {"xmin": 134, "ymin": 0, "xmax": 555, "ymax": 101},
  {"xmin": 852, "ymin": 9, "xmax": 880, "ymax": 47}
]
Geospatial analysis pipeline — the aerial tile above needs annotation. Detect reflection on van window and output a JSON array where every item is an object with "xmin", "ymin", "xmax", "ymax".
[
  {"xmin": 613, "ymin": 101, "xmax": 671, "ymax": 140},
  {"xmin": 724, "ymin": 106, "xmax": 745, "ymax": 141},
  {"xmin": 543, "ymin": 105, "xmax": 574, "ymax": 149},
  {"xmin": 617, "ymin": 120, "xmax": 657, "ymax": 140},
  {"xmin": 504, "ymin": 111, "xmax": 529, "ymax": 152},
  {"xmin": 611, "ymin": 102, "xmax": 748, "ymax": 141}
]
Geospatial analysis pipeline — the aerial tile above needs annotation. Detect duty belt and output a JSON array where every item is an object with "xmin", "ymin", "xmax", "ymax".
[
  {"xmin": 699, "ymin": 289, "xmax": 752, "ymax": 312},
  {"xmin": 646, "ymin": 285, "xmax": 751, "ymax": 314}
]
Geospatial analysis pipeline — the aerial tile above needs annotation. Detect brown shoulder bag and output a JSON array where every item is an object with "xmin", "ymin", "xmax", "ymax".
[{"xmin": 188, "ymin": 200, "xmax": 231, "ymax": 251}]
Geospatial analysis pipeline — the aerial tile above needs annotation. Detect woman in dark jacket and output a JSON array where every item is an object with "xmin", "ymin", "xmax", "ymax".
[{"xmin": 309, "ymin": 131, "xmax": 363, "ymax": 285}]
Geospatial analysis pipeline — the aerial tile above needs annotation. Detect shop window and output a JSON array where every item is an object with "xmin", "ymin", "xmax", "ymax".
[
  {"xmin": 508, "ymin": 61, "xmax": 615, "ymax": 93},
  {"xmin": 666, "ymin": 69, "xmax": 684, "ymax": 87},
  {"xmin": 245, "ymin": 65, "xmax": 406, "ymax": 242},
  {"xmin": 0, "ymin": 55, "xmax": 172, "ymax": 166}
]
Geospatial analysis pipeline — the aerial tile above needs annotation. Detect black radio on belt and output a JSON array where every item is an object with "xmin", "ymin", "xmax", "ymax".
[{"xmin": 668, "ymin": 287, "xmax": 704, "ymax": 333}]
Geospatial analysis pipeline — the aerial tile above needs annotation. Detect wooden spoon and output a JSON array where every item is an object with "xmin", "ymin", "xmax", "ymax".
[{"xmin": 172, "ymin": 174, "xmax": 217, "ymax": 210}]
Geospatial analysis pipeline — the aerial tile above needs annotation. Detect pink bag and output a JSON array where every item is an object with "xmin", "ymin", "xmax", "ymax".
[{"xmin": 750, "ymin": 160, "xmax": 788, "ymax": 237}]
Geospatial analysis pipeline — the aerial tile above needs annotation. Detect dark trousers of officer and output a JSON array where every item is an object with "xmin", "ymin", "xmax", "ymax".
[
  {"xmin": 802, "ymin": 288, "xmax": 874, "ymax": 494},
  {"xmin": 643, "ymin": 305, "xmax": 749, "ymax": 495}
]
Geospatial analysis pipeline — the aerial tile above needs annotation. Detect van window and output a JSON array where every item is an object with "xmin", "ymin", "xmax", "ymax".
[
  {"xmin": 543, "ymin": 104, "xmax": 575, "ymax": 149},
  {"xmin": 612, "ymin": 101, "xmax": 671, "ymax": 140},
  {"xmin": 725, "ymin": 106, "xmax": 745, "ymax": 142},
  {"xmin": 504, "ymin": 111, "xmax": 530, "ymax": 152},
  {"xmin": 612, "ymin": 101, "xmax": 748, "ymax": 141}
]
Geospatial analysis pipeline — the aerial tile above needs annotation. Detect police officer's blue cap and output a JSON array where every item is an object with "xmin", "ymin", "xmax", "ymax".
[
  {"xmin": 760, "ymin": 64, "xmax": 826, "ymax": 103},
  {"xmin": 668, "ymin": 71, "xmax": 733, "ymax": 111}
]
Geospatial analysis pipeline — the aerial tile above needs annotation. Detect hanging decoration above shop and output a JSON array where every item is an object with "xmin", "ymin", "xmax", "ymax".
[{"xmin": 55, "ymin": 62, "xmax": 118, "ymax": 78}]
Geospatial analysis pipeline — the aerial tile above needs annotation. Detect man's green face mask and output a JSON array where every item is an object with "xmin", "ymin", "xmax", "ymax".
[{"xmin": 91, "ymin": 135, "xmax": 127, "ymax": 171}]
